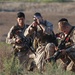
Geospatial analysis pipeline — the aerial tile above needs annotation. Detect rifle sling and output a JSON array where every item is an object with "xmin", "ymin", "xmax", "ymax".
[
  {"xmin": 54, "ymin": 26, "xmax": 74, "ymax": 60},
  {"xmin": 63, "ymin": 26, "xmax": 74, "ymax": 42}
]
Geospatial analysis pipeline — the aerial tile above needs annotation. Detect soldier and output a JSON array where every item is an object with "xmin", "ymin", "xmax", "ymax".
[
  {"xmin": 6, "ymin": 12, "xmax": 31, "ymax": 69},
  {"xmin": 24, "ymin": 12, "xmax": 58, "ymax": 72},
  {"xmin": 57, "ymin": 18, "xmax": 75, "ymax": 71},
  {"xmin": 56, "ymin": 18, "xmax": 69, "ymax": 45}
]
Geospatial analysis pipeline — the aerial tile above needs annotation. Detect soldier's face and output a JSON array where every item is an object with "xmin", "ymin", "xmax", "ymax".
[
  {"xmin": 58, "ymin": 22, "xmax": 67, "ymax": 34},
  {"xmin": 17, "ymin": 17, "xmax": 25, "ymax": 27}
]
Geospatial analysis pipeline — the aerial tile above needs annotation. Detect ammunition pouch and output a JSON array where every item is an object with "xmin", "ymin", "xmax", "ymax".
[{"xmin": 13, "ymin": 46, "xmax": 29, "ymax": 56}]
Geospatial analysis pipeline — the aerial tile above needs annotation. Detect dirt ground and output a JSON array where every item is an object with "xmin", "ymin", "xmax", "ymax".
[{"xmin": 0, "ymin": 2, "xmax": 75, "ymax": 42}]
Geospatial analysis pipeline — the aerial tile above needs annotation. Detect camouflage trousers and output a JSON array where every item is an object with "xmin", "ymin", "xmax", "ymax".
[
  {"xmin": 61, "ymin": 48, "xmax": 75, "ymax": 72},
  {"xmin": 29, "ymin": 43, "xmax": 55, "ymax": 71},
  {"xmin": 13, "ymin": 48, "xmax": 31, "ymax": 70},
  {"xmin": 67, "ymin": 50, "xmax": 75, "ymax": 71}
]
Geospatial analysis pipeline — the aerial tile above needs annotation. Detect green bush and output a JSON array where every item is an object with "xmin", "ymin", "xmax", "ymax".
[
  {"xmin": 1, "ymin": 56, "xmax": 75, "ymax": 75},
  {"xmin": 2, "ymin": 55, "xmax": 24, "ymax": 75}
]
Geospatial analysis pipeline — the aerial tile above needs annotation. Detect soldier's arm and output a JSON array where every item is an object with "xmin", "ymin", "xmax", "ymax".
[
  {"xmin": 66, "ymin": 30, "xmax": 75, "ymax": 53},
  {"xmin": 24, "ymin": 23, "xmax": 35, "ymax": 37},
  {"xmin": 6, "ymin": 26, "xmax": 16, "ymax": 44},
  {"xmin": 40, "ymin": 21, "xmax": 53, "ymax": 35}
]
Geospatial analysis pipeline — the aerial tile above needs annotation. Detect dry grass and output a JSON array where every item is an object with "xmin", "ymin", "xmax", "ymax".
[
  {"xmin": 0, "ymin": 43, "xmax": 75, "ymax": 75},
  {"xmin": 0, "ymin": 2, "xmax": 75, "ymax": 42}
]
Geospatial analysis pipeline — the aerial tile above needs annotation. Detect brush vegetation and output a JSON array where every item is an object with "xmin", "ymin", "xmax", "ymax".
[{"xmin": 0, "ymin": 42, "xmax": 75, "ymax": 75}]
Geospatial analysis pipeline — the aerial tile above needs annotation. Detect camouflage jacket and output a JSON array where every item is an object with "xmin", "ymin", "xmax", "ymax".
[
  {"xmin": 24, "ymin": 20, "xmax": 58, "ymax": 48},
  {"xmin": 24, "ymin": 20, "xmax": 53, "ymax": 36},
  {"xmin": 66, "ymin": 26, "xmax": 75, "ymax": 52},
  {"xmin": 6, "ymin": 24, "xmax": 29, "ymax": 49}
]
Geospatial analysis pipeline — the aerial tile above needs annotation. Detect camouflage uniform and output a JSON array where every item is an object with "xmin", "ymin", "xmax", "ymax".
[
  {"xmin": 6, "ymin": 24, "xmax": 31, "ymax": 68},
  {"xmin": 65, "ymin": 27, "xmax": 75, "ymax": 71},
  {"xmin": 59, "ymin": 27, "xmax": 75, "ymax": 71},
  {"xmin": 24, "ymin": 20, "xmax": 58, "ymax": 71}
]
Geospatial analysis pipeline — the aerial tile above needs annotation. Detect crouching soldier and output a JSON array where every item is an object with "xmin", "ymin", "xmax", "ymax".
[
  {"xmin": 57, "ymin": 18, "xmax": 75, "ymax": 72},
  {"xmin": 24, "ymin": 12, "xmax": 58, "ymax": 72},
  {"xmin": 6, "ymin": 12, "xmax": 32, "ymax": 69}
]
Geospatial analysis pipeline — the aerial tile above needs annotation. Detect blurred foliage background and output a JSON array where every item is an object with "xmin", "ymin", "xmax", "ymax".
[{"xmin": 0, "ymin": 0, "xmax": 75, "ymax": 2}]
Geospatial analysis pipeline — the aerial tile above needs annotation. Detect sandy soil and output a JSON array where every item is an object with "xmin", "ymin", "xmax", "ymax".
[{"xmin": 0, "ymin": 2, "xmax": 75, "ymax": 42}]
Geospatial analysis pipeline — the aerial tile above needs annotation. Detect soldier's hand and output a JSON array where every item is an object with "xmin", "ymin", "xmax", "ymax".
[
  {"xmin": 33, "ymin": 16, "xmax": 40, "ymax": 25},
  {"xmin": 55, "ymin": 47, "xmax": 58, "ymax": 51},
  {"xmin": 32, "ymin": 21, "xmax": 37, "ymax": 27},
  {"xmin": 15, "ymin": 38, "xmax": 22, "ymax": 43}
]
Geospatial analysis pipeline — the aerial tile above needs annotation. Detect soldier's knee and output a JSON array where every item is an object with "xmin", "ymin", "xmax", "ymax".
[
  {"xmin": 45, "ymin": 43, "xmax": 55, "ymax": 56},
  {"xmin": 46, "ymin": 43, "xmax": 55, "ymax": 49}
]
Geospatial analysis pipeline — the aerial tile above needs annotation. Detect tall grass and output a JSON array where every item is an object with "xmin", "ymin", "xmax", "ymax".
[
  {"xmin": 1, "ymin": 57, "xmax": 75, "ymax": 75},
  {"xmin": 0, "ymin": 42, "xmax": 75, "ymax": 75},
  {"xmin": 2, "ymin": 56, "xmax": 23, "ymax": 75}
]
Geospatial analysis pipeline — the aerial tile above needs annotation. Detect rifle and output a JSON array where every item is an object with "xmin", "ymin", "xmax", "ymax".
[
  {"xmin": 12, "ymin": 25, "xmax": 36, "ymax": 55},
  {"xmin": 48, "ymin": 26, "xmax": 74, "ymax": 62}
]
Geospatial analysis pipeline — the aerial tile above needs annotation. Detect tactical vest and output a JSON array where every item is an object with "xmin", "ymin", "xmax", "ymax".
[{"xmin": 12, "ymin": 24, "xmax": 31, "ymax": 49}]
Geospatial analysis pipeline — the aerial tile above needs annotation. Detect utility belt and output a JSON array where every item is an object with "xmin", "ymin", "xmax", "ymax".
[
  {"xmin": 38, "ymin": 42, "xmax": 48, "ymax": 46},
  {"xmin": 14, "ymin": 45, "xmax": 25, "ymax": 49},
  {"xmin": 13, "ymin": 45, "xmax": 29, "ymax": 53},
  {"xmin": 13, "ymin": 42, "xmax": 29, "ymax": 49},
  {"xmin": 13, "ymin": 46, "xmax": 29, "ymax": 57}
]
